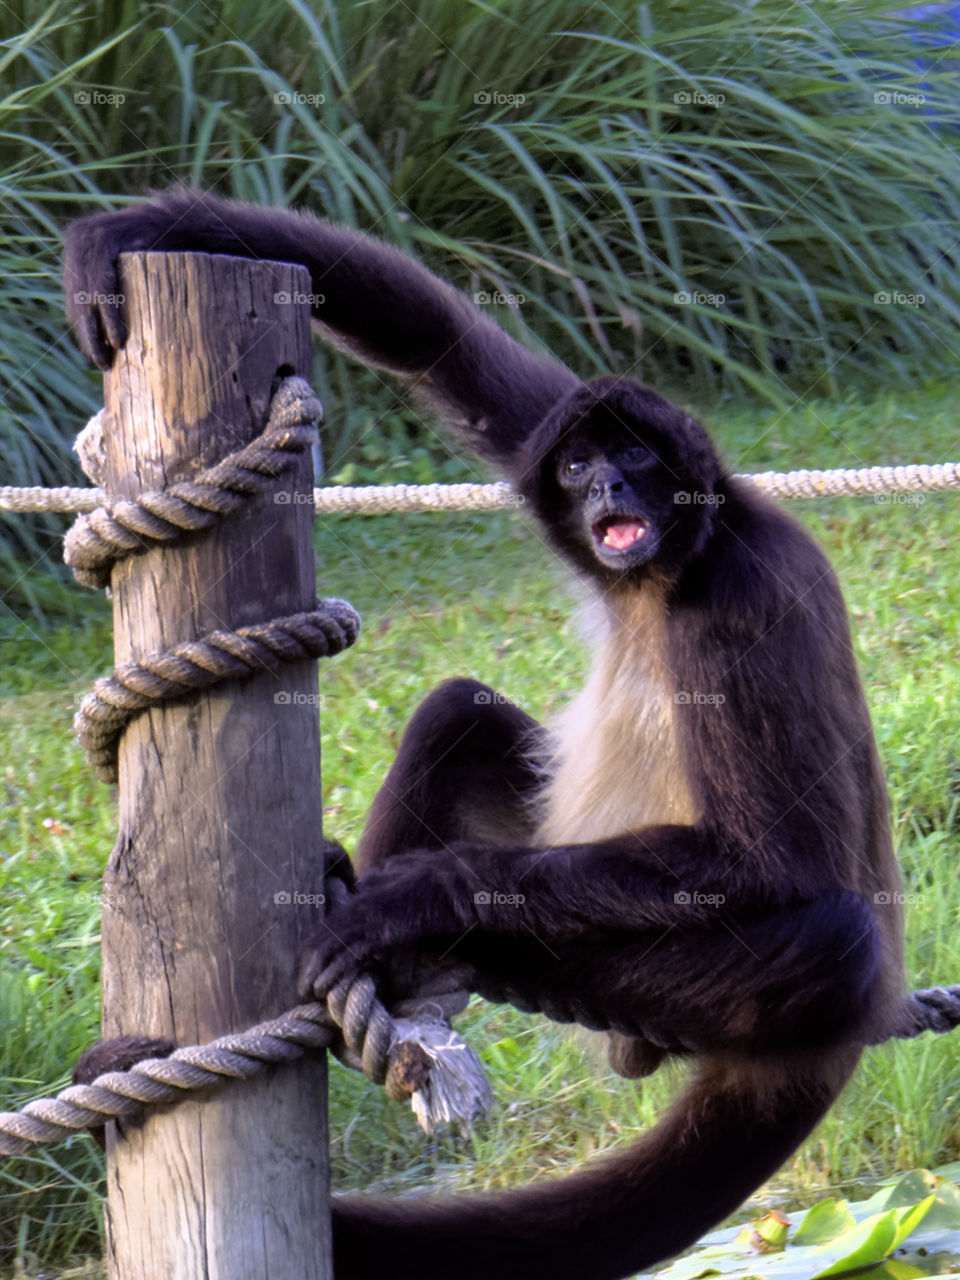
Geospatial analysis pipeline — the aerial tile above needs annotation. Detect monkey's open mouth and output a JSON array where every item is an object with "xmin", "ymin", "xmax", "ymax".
[{"xmin": 593, "ymin": 515, "xmax": 648, "ymax": 552}]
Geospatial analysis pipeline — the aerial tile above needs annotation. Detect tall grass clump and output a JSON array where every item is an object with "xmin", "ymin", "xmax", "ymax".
[{"xmin": 2, "ymin": 0, "xmax": 958, "ymax": 593}]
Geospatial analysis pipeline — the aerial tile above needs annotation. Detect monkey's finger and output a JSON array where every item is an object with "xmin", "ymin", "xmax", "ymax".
[
  {"xmin": 297, "ymin": 947, "xmax": 341, "ymax": 1000},
  {"xmin": 299, "ymin": 946, "xmax": 366, "ymax": 1000},
  {"xmin": 301, "ymin": 956, "xmax": 351, "ymax": 1000},
  {"xmin": 72, "ymin": 309, "xmax": 115, "ymax": 371},
  {"xmin": 297, "ymin": 953, "xmax": 322, "ymax": 1000},
  {"xmin": 96, "ymin": 289, "xmax": 128, "ymax": 355},
  {"xmin": 64, "ymin": 236, "xmax": 128, "ymax": 365}
]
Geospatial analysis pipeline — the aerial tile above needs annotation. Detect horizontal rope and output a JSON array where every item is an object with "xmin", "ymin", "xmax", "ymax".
[
  {"xmin": 0, "ymin": 986, "xmax": 487, "ymax": 1157},
  {"xmin": 0, "ymin": 485, "xmax": 103, "ymax": 512},
  {"xmin": 3, "ymin": 461, "xmax": 960, "ymax": 518},
  {"xmin": 747, "ymin": 461, "xmax": 960, "ymax": 500},
  {"xmin": 2, "ymin": 972, "xmax": 955, "ymax": 1157},
  {"xmin": 0, "ymin": 875, "xmax": 489, "ymax": 1154},
  {"xmin": 311, "ymin": 480, "xmax": 524, "ymax": 513}
]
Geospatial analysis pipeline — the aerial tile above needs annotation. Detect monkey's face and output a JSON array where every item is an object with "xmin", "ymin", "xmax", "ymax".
[
  {"xmin": 554, "ymin": 437, "xmax": 666, "ymax": 573},
  {"xmin": 518, "ymin": 378, "xmax": 723, "ymax": 586}
]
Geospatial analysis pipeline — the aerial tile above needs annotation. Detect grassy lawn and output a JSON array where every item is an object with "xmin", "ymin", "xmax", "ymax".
[{"xmin": 1, "ymin": 378, "xmax": 959, "ymax": 1273}]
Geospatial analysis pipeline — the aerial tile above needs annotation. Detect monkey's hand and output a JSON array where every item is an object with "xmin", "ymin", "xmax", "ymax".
[
  {"xmin": 64, "ymin": 200, "xmax": 183, "ymax": 370},
  {"xmin": 298, "ymin": 854, "xmax": 469, "ymax": 1000},
  {"xmin": 317, "ymin": 837, "xmax": 357, "ymax": 894},
  {"xmin": 64, "ymin": 190, "xmax": 244, "ymax": 369}
]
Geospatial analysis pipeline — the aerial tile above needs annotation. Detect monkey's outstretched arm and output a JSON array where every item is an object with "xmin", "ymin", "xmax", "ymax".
[{"xmin": 64, "ymin": 189, "xmax": 578, "ymax": 459}]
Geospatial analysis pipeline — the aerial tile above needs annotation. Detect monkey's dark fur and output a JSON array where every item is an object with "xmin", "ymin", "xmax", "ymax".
[{"xmin": 66, "ymin": 189, "xmax": 904, "ymax": 1280}]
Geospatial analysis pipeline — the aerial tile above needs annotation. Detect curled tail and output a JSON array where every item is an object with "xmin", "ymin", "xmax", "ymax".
[{"xmin": 332, "ymin": 1048, "xmax": 860, "ymax": 1280}]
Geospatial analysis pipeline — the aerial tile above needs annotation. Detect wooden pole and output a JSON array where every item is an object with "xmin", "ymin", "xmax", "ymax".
[{"xmin": 98, "ymin": 252, "xmax": 331, "ymax": 1279}]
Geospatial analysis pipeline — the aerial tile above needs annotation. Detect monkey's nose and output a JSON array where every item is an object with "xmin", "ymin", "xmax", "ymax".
[{"xmin": 590, "ymin": 477, "xmax": 624, "ymax": 501}]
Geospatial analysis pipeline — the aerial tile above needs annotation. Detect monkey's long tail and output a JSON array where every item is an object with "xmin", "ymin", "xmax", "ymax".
[{"xmin": 331, "ymin": 1048, "xmax": 859, "ymax": 1280}]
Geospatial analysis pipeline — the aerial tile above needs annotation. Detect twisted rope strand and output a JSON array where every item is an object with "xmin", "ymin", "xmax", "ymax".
[
  {"xmin": 61, "ymin": 378, "xmax": 322, "ymax": 588},
  {"xmin": 74, "ymin": 600, "xmax": 360, "ymax": 783},
  {"xmin": 0, "ymin": 875, "xmax": 490, "ymax": 1155},
  {"xmin": 0, "ymin": 987, "xmax": 437, "ymax": 1156},
  {"xmin": 0, "ymin": 485, "xmax": 103, "ymax": 512}
]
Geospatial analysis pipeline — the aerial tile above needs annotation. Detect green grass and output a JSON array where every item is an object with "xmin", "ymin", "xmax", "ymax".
[
  {"xmin": 3, "ymin": 0, "xmax": 960, "ymax": 601},
  {"xmin": 1, "ymin": 380, "xmax": 959, "ymax": 1272}
]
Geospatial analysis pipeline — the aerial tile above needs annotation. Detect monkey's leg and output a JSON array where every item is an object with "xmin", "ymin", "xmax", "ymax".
[
  {"xmin": 355, "ymin": 677, "xmax": 546, "ymax": 875},
  {"xmin": 347, "ymin": 678, "xmax": 545, "ymax": 1010}
]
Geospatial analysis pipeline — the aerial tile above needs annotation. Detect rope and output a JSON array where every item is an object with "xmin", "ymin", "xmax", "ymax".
[
  {"xmin": 2, "ymin": 970, "xmax": 955, "ymax": 1156},
  {"xmin": 311, "ymin": 481, "xmax": 523, "ymax": 513},
  {"xmin": 0, "ymin": 992, "xmax": 488, "ymax": 1156},
  {"xmin": 0, "ymin": 1003, "xmax": 342, "ymax": 1157},
  {"xmin": 0, "ymin": 485, "xmax": 102, "ymax": 513},
  {"xmin": 1, "ymin": 381, "xmax": 953, "ymax": 1152},
  {"xmin": 62, "ymin": 377, "xmax": 323, "ymax": 588},
  {"xmin": 747, "ymin": 461, "xmax": 960, "ymax": 500},
  {"xmin": 306, "ymin": 463, "xmax": 960, "ymax": 507},
  {"xmin": 3, "ymin": 462, "xmax": 960, "ymax": 520},
  {"xmin": 74, "ymin": 601, "xmax": 360, "ymax": 783},
  {"xmin": 0, "ymin": 874, "xmax": 490, "ymax": 1156},
  {"xmin": 32, "ymin": 376, "xmax": 488, "ymax": 1150},
  {"xmin": 66, "ymin": 376, "xmax": 362, "ymax": 783}
]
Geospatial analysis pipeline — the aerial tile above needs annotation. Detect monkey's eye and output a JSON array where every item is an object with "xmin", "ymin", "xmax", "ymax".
[{"xmin": 566, "ymin": 460, "xmax": 589, "ymax": 478}]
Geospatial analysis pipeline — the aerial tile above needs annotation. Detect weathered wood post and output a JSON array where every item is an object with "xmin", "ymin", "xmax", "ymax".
[{"xmin": 98, "ymin": 252, "xmax": 331, "ymax": 1278}]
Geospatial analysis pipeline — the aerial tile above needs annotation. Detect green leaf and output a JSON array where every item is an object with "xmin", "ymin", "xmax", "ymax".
[
  {"xmin": 854, "ymin": 1264, "xmax": 931, "ymax": 1280},
  {"xmin": 655, "ymin": 1193, "xmax": 936, "ymax": 1280},
  {"xmin": 810, "ymin": 1198, "xmax": 934, "ymax": 1277},
  {"xmin": 793, "ymin": 1200, "xmax": 857, "ymax": 1246}
]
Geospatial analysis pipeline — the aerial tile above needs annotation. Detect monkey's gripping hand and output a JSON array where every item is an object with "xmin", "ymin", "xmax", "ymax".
[
  {"xmin": 64, "ymin": 201, "xmax": 182, "ymax": 369},
  {"xmin": 298, "ymin": 852, "xmax": 473, "ymax": 1000},
  {"xmin": 318, "ymin": 837, "xmax": 357, "ymax": 894}
]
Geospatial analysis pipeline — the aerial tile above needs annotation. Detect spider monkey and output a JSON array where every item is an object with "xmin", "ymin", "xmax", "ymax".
[{"xmin": 65, "ymin": 189, "xmax": 904, "ymax": 1280}]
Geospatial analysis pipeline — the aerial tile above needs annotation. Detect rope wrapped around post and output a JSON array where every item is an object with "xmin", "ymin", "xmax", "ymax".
[
  {"xmin": 0, "ymin": 869, "xmax": 490, "ymax": 1158},
  {"xmin": 0, "ymin": 947, "xmax": 488, "ymax": 1159},
  {"xmin": 74, "ymin": 602, "xmax": 360, "ymax": 783},
  {"xmin": 4, "ymin": 967, "xmax": 960, "ymax": 1156},
  {"xmin": 65, "ymin": 376, "xmax": 358, "ymax": 783},
  {"xmin": 24, "ymin": 376, "xmax": 492, "ymax": 1158},
  {"xmin": 63, "ymin": 379, "xmax": 323, "ymax": 589}
]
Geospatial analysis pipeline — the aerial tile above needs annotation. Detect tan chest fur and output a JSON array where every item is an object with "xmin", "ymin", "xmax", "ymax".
[{"xmin": 536, "ymin": 588, "xmax": 698, "ymax": 845}]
